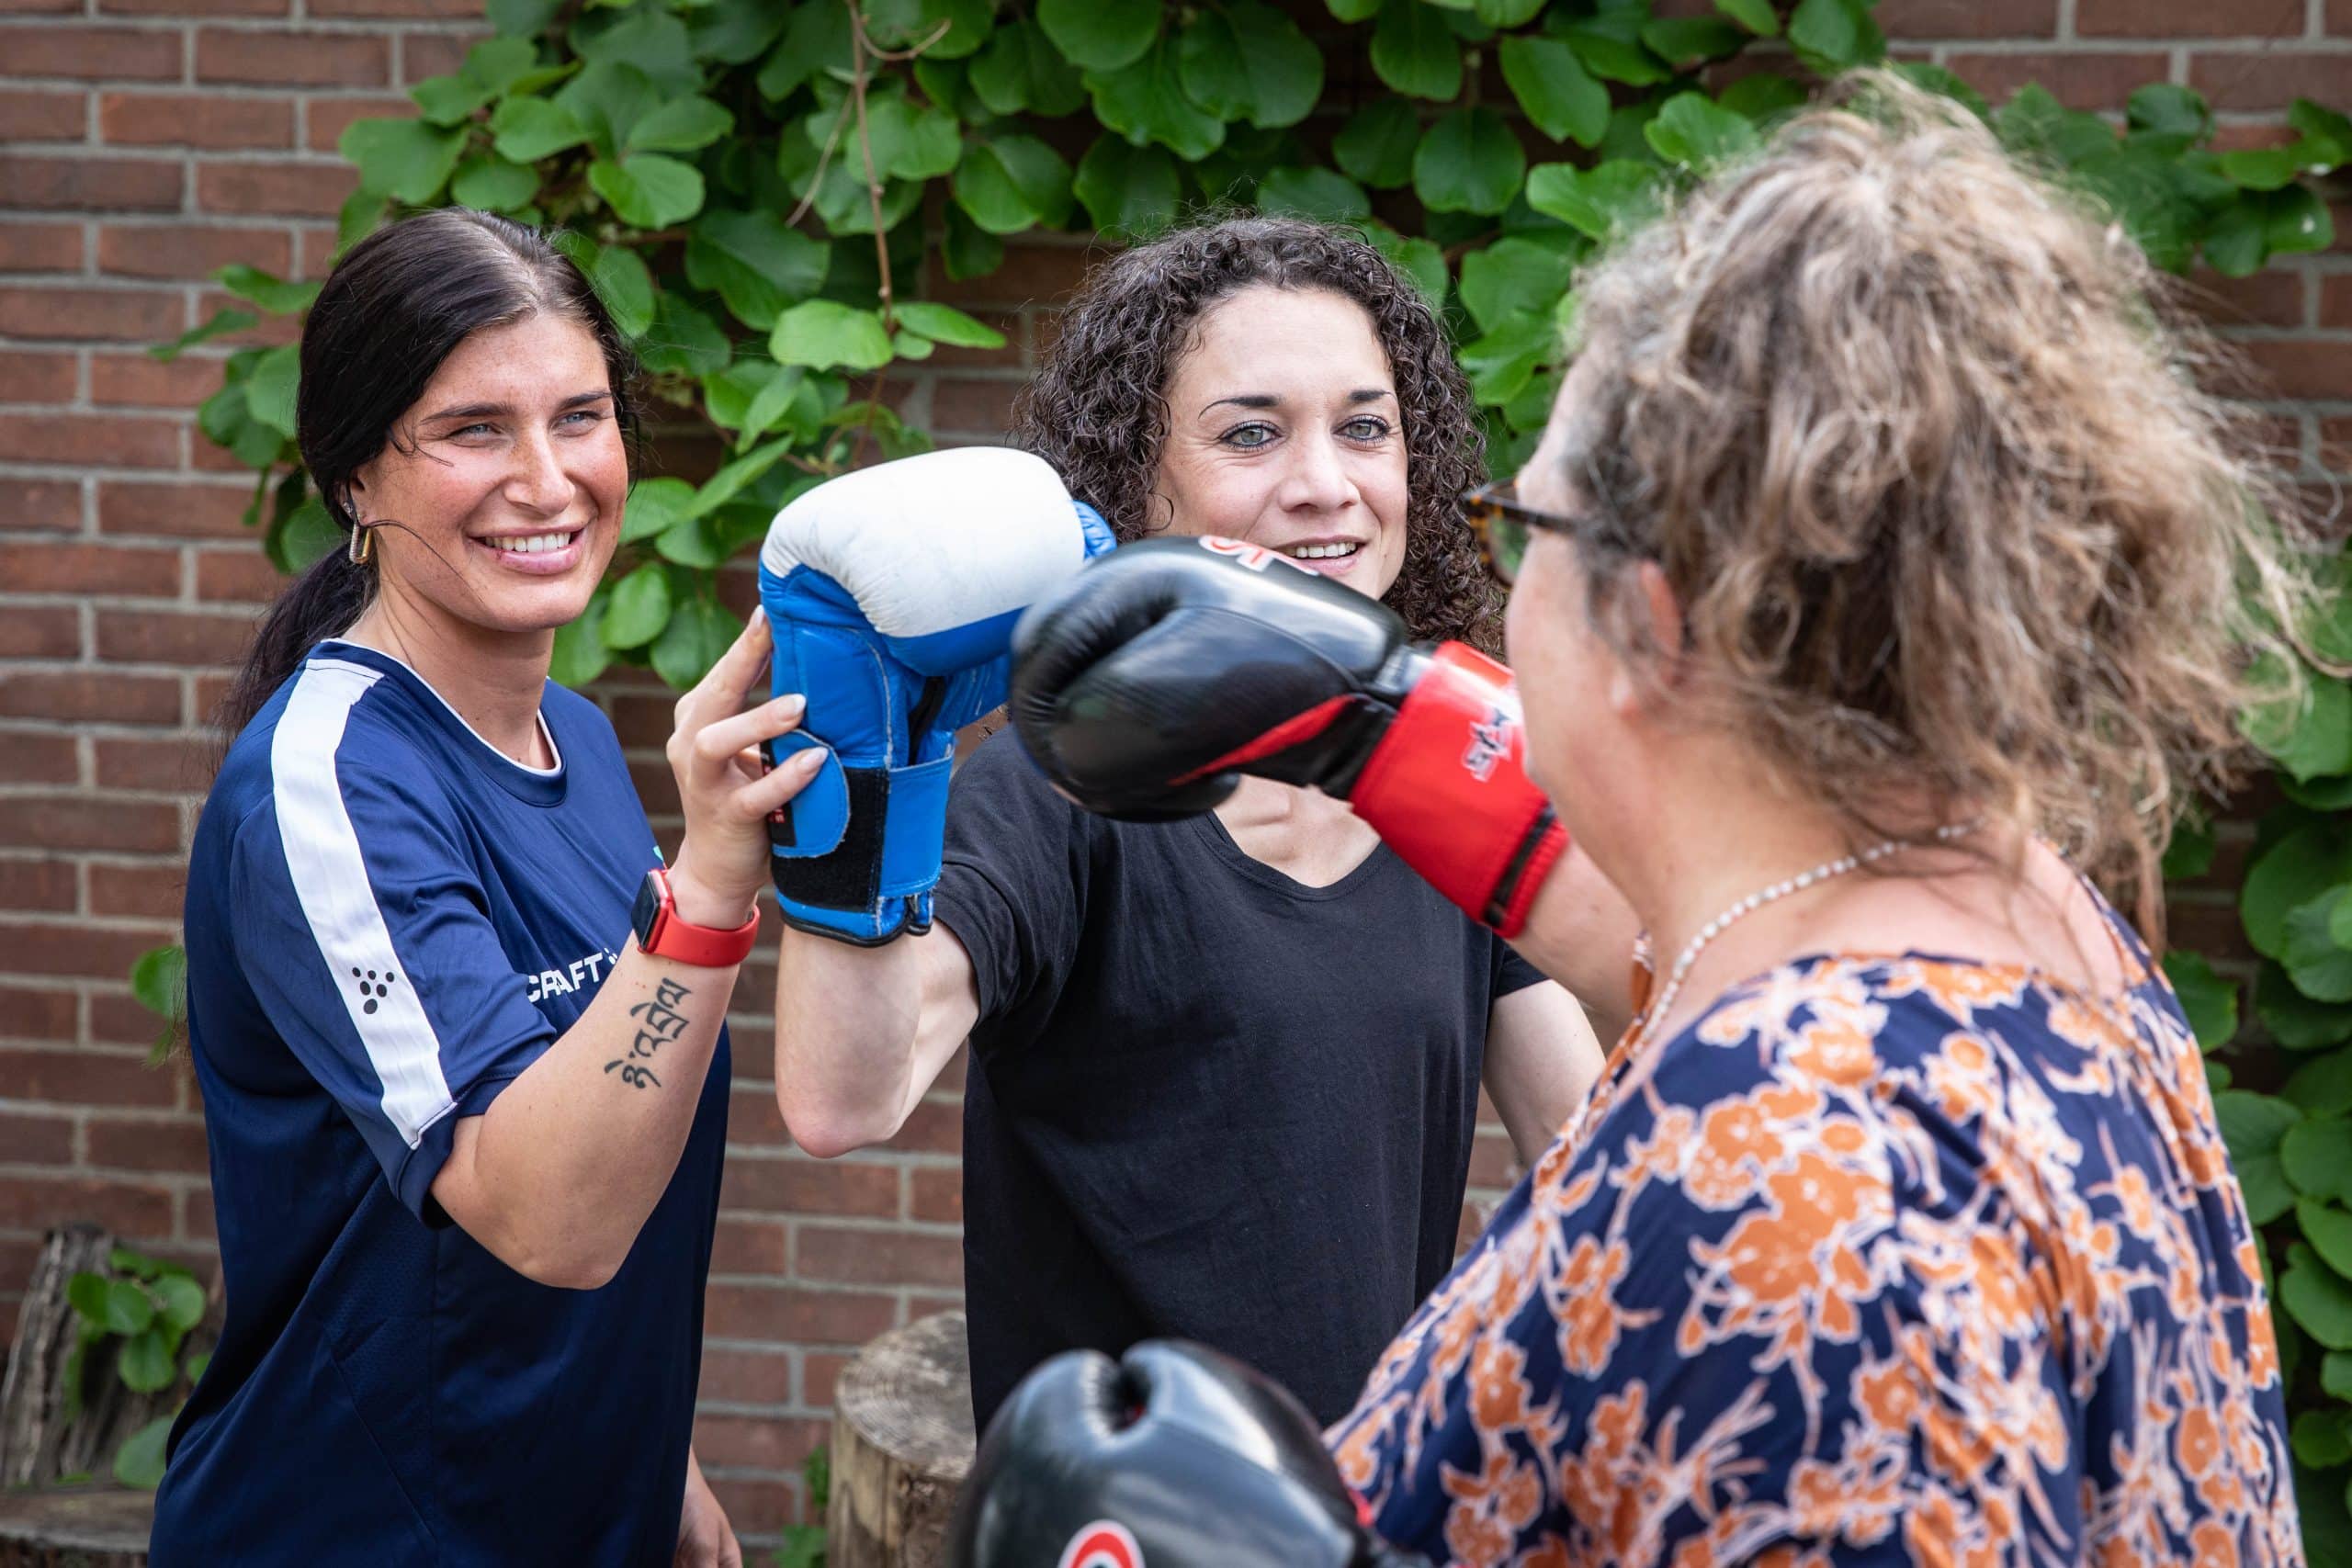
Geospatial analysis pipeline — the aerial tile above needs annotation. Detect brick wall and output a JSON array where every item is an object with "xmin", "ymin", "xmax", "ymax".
[{"xmin": 1, "ymin": 0, "xmax": 2347, "ymax": 1545}]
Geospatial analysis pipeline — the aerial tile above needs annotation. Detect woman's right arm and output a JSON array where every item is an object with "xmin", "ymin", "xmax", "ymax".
[{"xmin": 772, "ymin": 924, "xmax": 979, "ymax": 1158}]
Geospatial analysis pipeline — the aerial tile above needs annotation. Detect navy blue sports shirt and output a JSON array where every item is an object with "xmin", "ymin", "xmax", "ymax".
[{"xmin": 153, "ymin": 642, "xmax": 729, "ymax": 1564}]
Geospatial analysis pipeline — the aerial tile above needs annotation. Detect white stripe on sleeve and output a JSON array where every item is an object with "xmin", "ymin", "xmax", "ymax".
[{"xmin": 270, "ymin": 657, "xmax": 456, "ymax": 1149}]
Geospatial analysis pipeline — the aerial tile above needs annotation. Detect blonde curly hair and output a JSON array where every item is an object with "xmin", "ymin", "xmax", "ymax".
[{"xmin": 1544, "ymin": 70, "xmax": 2313, "ymax": 935}]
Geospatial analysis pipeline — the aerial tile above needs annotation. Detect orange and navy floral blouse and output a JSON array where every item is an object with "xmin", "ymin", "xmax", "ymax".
[{"xmin": 1329, "ymin": 919, "xmax": 2301, "ymax": 1566}]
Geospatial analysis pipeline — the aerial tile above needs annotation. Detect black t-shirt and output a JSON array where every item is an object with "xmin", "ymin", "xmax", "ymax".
[{"xmin": 935, "ymin": 730, "xmax": 1547, "ymax": 1431}]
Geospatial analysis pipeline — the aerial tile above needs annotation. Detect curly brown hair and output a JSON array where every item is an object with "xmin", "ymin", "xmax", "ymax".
[
  {"xmin": 1011, "ymin": 216, "xmax": 1502, "ymax": 651},
  {"xmin": 1545, "ymin": 71, "xmax": 2313, "ymax": 934}
]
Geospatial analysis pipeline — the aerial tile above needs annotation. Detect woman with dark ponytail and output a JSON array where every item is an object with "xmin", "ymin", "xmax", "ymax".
[{"xmin": 155, "ymin": 208, "xmax": 820, "ymax": 1565}]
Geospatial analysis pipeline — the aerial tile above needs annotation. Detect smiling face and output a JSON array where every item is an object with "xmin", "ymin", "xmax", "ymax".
[
  {"xmin": 1150, "ymin": 285, "xmax": 1409, "ymax": 599},
  {"xmin": 346, "ymin": 310, "xmax": 626, "ymax": 641}
]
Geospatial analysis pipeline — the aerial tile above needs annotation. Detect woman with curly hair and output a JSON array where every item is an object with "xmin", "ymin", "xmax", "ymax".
[{"xmin": 774, "ymin": 215, "xmax": 1609, "ymax": 1431}]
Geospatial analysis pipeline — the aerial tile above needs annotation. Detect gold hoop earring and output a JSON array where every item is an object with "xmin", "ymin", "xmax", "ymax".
[{"xmin": 348, "ymin": 524, "xmax": 375, "ymax": 568}]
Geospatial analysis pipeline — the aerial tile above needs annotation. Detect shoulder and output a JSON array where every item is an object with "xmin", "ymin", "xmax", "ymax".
[
  {"xmin": 541, "ymin": 678, "xmax": 628, "ymax": 771},
  {"xmin": 949, "ymin": 727, "xmax": 1092, "ymax": 834}
]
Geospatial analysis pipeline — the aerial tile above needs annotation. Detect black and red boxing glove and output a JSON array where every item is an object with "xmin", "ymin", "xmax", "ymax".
[
  {"xmin": 944, "ymin": 1339, "xmax": 1430, "ymax": 1568},
  {"xmin": 1008, "ymin": 536, "xmax": 1566, "ymax": 936}
]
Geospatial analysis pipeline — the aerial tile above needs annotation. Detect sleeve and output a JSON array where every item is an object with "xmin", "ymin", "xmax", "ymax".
[
  {"xmin": 227, "ymin": 761, "xmax": 556, "ymax": 1220},
  {"xmin": 933, "ymin": 729, "xmax": 1091, "ymax": 1042},
  {"xmin": 1492, "ymin": 936, "xmax": 1548, "ymax": 998}
]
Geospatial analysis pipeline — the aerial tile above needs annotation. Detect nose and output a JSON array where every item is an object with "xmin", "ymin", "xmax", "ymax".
[
  {"xmin": 504, "ymin": 425, "xmax": 577, "ymax": 516},
  {"xmin": 1274, "ymin": 428, "xmax": 1358, "ymax": 515}
]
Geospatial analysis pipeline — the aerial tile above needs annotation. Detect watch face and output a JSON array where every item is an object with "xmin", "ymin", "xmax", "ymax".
[{"xmin": 632, "ymin": 870, "xmax": 664, "ymax": 946}]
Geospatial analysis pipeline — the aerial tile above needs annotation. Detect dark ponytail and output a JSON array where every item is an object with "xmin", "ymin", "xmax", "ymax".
[{"xmin": 215, "ymin": 208, "xmax": 640, "ymax": 745}]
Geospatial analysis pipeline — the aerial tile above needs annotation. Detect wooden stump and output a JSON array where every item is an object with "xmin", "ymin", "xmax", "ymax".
[
  {"xmin": 0, "ymin": 1488, "xmax": 151, "ymax": 1568},
  {"xmin": 828, "ymin": 1310, "xmax": 976, "ymax": 1568}
]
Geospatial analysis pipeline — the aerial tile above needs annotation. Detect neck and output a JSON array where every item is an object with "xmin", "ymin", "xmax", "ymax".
[{"xmin": 341, "ymin": 584, "xmax": 555, "ymax": 765}]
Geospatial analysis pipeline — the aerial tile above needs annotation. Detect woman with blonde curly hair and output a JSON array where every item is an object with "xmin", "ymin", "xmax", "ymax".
[
  {"xmin": 774, "ymin": 216, "xmax": 1608, "ymax": 1434},
  {"xmin": 983, "ymin": 74, "xmax": 2304, "ymax": 1567}
]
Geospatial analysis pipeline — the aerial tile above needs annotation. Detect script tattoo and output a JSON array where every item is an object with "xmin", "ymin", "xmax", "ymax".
[{"xmin": 605, "ymin": 976, "xmax": 694, "ymax": 1090}]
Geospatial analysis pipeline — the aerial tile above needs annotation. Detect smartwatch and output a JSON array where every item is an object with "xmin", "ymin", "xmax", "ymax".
[{"xmin": 631, "ymin": 867, "xmax": 759, "ymax": 967}]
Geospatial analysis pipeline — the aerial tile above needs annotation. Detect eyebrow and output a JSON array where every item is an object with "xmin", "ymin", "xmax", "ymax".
[
  {"xmin": 421, "ymin": 389, "xmax": 614, "ymax": 423},
  {"xmin": 1200, "ymin": 387, "xmax": 1396, "ymax": 415}
]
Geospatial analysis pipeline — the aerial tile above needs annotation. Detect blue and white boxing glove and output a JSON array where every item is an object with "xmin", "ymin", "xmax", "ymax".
[{"xmin": 760, "ymin": 447, "xmax": 1115, "ymax": 944}]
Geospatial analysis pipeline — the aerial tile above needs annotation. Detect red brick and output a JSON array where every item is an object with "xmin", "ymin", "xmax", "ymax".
[
  {"xmin": 400, "ymin": 30, "xmax": 492, "ymax": 84},
  {"xmin": 89, "ymin": 351, "xmax": 225, "ymax": 411},
  {"xmin": 695, "ymin": 1347, "xmax": 797, "ymax": 1407},
  {"xmin": 926, "ymin": 238, "xmax": 1096, "ymax": 308},
  {"xmin": 795, "ymin": 1224, "xmax": 962, "ymax": 1289},
  {"xmin": 0, "ymin": 720, "xmax": 81, "ymax": 784},
  {"xmin": 89, "ymin": 863, "xmax": 185, "ymax": 921},
  {"xmin": 6, "ymin": 26, "xmax": 182, "ymax": 81},
  {"xmin": 96, "ymin": 607, "xmax": 260, "ymax": 666},
  {"xmin": 306, "ymin": 96, "xmax": 413, "ymax": 155},
  {"xmin": 0, "ymin": 1111, "xmax": 75, "ymax": 1167},
  {"xmin": 1945, "ymin": 51, "xmax": 2174, "ymax": 112},
  {"xmin": 99, "ymin": 91, "xmax": 293, "ymax": 150},
  {"xmin": 0, "ymin": 671, "xmax": 179, "ymax": 724},
  {"xmin": 292, "ymin": 221, "xmax": 340, "ymax": 280},
  {"xmin": 0, "ymin": 413, "xmax": 181, "ymax": 470},
  {"xmin": 0, "ymin": 0, "xmax": 84, "ymax": 14},
  {"xmin": 192, "ymin": 427, "xmax": 289, "ymax": 472},
  {"xmin": 1874, "ymin": 0, "xmax": 2054, "ymax": 36},
  {"xmin": 87, "ymin": 1115, "xmax": 210, "ymax": 1174},
  {"xmin": 711, "ymin": 1217, "xmax": 786, "ymax": 1276},
  {"xmin": 0, "ymin": 222, "xmax": 84, "ymax": 272},
  {"xmin": 88, "ymin": 994, "xmax": 190, "ymax": 1052},
  {"xmin": 2335, "ymin": 0, "xmax": 2352, "ymax": 34},
  {"xmin": 2321, "ymin": 275, "xmax": 2352, "ymax": 330},
  {"xmin": 0, "ymin": 539, "xmax": 178, "ymax": 596},
  {"xmin": 0, "ymin": 89, "xmax": 85, "ymax": 141},
  {"xmin": 720, "ymin": 1156, "xmax": 899, "ymax": 1217},
  {"xmin": 313, "ymin": 0, "xmax": 481, "ymax": 14},
  {"xmin": 195, "ymin": 547, "xmax": 287, "ymax": 604},
  {"xmin": 894, "ymin": 1098, "xmax": 961, "ymax": 1154},
  {"xmin": 727, "ymin": 1086, "xmax": 790, "ymax": 1148},
  {"xmin": 0, "ymin": 606, "xmax": 82, "ymax": 660},
  {"xmin": 909, "ymin": 1167, "xmax": 960, "ymax": 1223},
  {"xmin": 0, "ymin": 480, "xmax": 81, "ymax": 533},
  {"xmin": 101, "ymin": 480, "xmax": 255, "ymax": 539},
  {"xmin": 2191, "ymin": 51, "xmax": 2352, "ymax": 112},
  {"xmin": 2079, "ymin": 0, "xmax": 2301, "ymax": 33},
  {"xmin": 195, "ymin": 28, "xmax": 389, "ymax": 87},
  {"xmin": 1468, "ymin": 1129, "xmax": 1519, "ymax": 1189},
  {"xmin": 98, "ymin": 222, "xmax": 294, "ymax": 281},
  {"xmin": 0, "ymin": 988, "xmax": 79, "ymax": 1043},
  {"xmin": 185, "ymin": 1188, "xmax": 214, "ymax": 1241},
  {"xmin": 2240, "ymin": 338, "xmax": 2352, "ymax": 402},
  {"xmin": 802, "ymin": 1350, "xmax": 848, "ymax": 1408},
  {"xmin": 704, "ymin": 1282, "xmax": 897, "ymax": 1344},
  {"xmin": 704, "ymin": 1479, "xmax": 797, "ymax": 1538},
  {"xmin": 92, "ymin": 737, "xmax": 213, "ymax": 793},
  {"xmin": 0, "ymin": 287, "xmax": 181, "ymax": 344},
  {"xmin": 692, "ymin": 1414, "xmax": 828, "ymax": 1474},
  {"xmin": 0, "ymin": 857, "xmax": 76, "ymax": 908},
  {"xmin": 197, "ymin": 159, "xmax": 357, "ymax": 219},
  {"xmin": 0, "ymin": 350, "xmax": 78, "ymax": 405},
  {"xmin": 2188, "ymin": 268, "xmax": 2305, "ymax": 331},
  {"xmin": 0, "ymin": 154, "xmax": 181, "ymax": 213},
  {"xmin": 103, "ymin": 0, "xmax": 286, "ymax": 11},
  {"xmin": 0, "ymin": 918, "xmax": 176, "ymax": 977},
  {"xmin": 0, "ymin": 1175, "xmax": 173, "ymax": 1241},
  {"xmin": 929, "ymin": 378, "xmax": 1020, "ymax": 437},
  {"xmin": 924, "ymin": 310, "xmax": 1026, "ymax": 372},
  {"xmin": 0, "ymin": 796, "xmax": 179, "ymax": 854}
]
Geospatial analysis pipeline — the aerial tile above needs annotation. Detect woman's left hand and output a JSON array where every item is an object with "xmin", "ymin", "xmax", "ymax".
[{"xmin": 676, "ymin": 1448, "xmax": 742, "ymax": 1568}]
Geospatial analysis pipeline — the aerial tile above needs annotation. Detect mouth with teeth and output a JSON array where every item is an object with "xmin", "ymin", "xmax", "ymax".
[
  {"xmin": 472, "ymin": 527, "xmax": 585, "ymax": 576},
  {"xmin": 1282, "ymin": 539, "xmax": 1364, "ymax": 575}
]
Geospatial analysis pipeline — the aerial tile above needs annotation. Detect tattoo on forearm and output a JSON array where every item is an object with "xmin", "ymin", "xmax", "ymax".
[{"xmin": 605, "ymin": 976, "xmax": 694, "ymax": 1090}]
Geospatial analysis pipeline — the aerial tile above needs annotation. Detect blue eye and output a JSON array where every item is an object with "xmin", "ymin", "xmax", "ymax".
[
  {"xmin": 1222, "ymin": 423, "xmax": 1276, "ymax": 449},
  {"xmin": 1341, "ymin": 416, "xmax": 1392, "ymax": 442}
]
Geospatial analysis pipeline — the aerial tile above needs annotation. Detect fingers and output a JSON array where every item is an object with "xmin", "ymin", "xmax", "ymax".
[
  {"xmin": 736, "ymin": 744, "xmax": 828, "ymax": 820},
  {"xmin": 673, "ymin": 607, "xmax": 773, "ymax": 734},
  {"xmin": 690, "ymin": 692, "xmax": 807, "ymax": 775}
]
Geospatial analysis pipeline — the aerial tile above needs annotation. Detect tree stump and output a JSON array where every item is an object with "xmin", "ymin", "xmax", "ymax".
[
  {"xmin": 828, "ymin": 1311, "xmax": 976, "ymax": 1568},
  {"xmin": 0, "ymin": 1488, "xmax": 151, "ymax": 1568}
]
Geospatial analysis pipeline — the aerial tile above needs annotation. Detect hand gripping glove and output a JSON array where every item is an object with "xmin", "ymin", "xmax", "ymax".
[
  {"xmin": 1008, "ymin": 536, "xmax": 1566, "ymax": 937},
  {"xmin": 944, "ymin": 1340, "xmax": 1432, "ymax": 1568},
  {"xmin": 761, "ymin": 447, "xmax": 1114, "ymax": 943}
]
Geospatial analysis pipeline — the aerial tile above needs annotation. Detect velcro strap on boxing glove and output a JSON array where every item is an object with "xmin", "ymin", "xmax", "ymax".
[
  {"xmin": 765, "ymin": 754, "xmax": 955, "ymax": 945},
  {"xmin": 1347, "ymin": 643, "xmax": 1566, "ymax": 938}
]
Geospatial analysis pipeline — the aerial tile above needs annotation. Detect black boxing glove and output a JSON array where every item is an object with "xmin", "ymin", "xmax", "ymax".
[
  {"xmin": 944, "ymin": 1340, "xmax": 1429, "ymax": 1568},
  {"xmin": 1009, "ymin": 536, "xmax": 1567, "ymax": 937}
]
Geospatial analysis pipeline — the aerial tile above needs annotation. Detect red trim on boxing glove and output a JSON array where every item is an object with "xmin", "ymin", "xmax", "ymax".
[
  {"xmin": 1175, "ymin": 695, "xmax": 1355, "ymax": 784},
  {"xmin": 1348, "ymin": 643, "xmax": 1565, "ymax": 938}
]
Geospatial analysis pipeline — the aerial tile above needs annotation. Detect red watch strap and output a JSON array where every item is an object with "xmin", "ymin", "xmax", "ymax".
[
  {"xmin": 1349, "ymin": 642, "xmax": 1566, "ymax": 937},
  {"xmin": 639, "ymin": 868, "xmax": 760, "ymax": 967}
]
